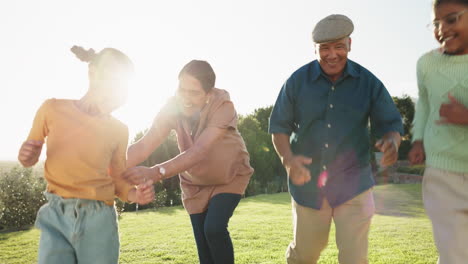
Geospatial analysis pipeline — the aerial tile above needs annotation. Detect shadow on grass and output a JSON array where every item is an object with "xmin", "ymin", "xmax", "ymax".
[
  {"xmin": 0, "ymin": 225, "xmax": 37, "ymax": 245},
  {"xmin": 132, "ymin": 204, "xmax": 186, "ymax": 216},
  {"xmin": 241, "ymin": 192, "xmax": 291, "ymax": 206},
  {"xmin": 238, "ymin": 184, "xmax": 427, "ymax": 219},
  {"xmin": 0, "ymin": 224, "xmax": 35, "ymax": 234},
  {"xmin": 374, "ymin": 183, "xmax": 426, "ymax": 218},
  {"xmin": 0, "ymin": 184, "xmax": 425, "ymax": 243}
]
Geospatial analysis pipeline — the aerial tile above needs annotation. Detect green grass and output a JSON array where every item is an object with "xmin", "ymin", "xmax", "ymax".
[{"xmin": 0, "ymin": 184, "xmax": 437, "ymax": 264}]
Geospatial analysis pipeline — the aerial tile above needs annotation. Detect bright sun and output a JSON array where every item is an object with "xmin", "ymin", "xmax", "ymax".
[{"xmin": 112, "ymin": 73, "xmax": 174, "ymax": 140}]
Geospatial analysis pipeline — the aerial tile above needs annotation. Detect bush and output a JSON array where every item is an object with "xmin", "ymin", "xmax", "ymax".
[
  {"xmin": 245, "ymin": 179, "xmax": 262, "ymax": 197},
  {"xmin": 0, "ymin": 166, "xmax": 46, "ymax": 230}
]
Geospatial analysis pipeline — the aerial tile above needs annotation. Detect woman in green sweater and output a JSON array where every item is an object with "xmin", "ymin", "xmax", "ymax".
[{"xmin": 409, "ymin": 0, "xmax": 468, "ymax": 263}]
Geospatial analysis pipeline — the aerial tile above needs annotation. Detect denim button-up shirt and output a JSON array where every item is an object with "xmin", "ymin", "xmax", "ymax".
[{"xmin": 269, "ymin": 59, "xmax": 403, "ymax": 209}]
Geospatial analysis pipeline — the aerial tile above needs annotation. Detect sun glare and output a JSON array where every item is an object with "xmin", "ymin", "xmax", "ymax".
[{"xmin": 113, "ymin": 74, "xmax": 174, "ymax": 140}]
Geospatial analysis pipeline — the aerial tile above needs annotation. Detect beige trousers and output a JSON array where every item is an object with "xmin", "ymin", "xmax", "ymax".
[
  {"xmin": 286, "ymin": 189, "xmax": 375, "ymax": 264},
  {"xmin": 423, "ymin": 167, "xmax": 468, "ymax": 264}
]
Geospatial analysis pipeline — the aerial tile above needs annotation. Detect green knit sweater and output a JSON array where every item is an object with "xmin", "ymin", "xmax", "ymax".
[{"xmin": 412, "ymin": 49, "xmax": 468, "ymax": 173}]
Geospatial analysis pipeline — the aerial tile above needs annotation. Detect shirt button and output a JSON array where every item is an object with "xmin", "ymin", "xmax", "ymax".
[
  {"xmin": 331, "ymin": 86, "xmax": 335, "ymax": 91},
  {"xmin": 329, "ymin": 104, "xmax": 334, "ymax": 108},
  {"xmin": 325, "ymin": 143, "xmax": 329, "ymax": 148},
  {"xmin": 323, "ymin": 165, "xmax": 327, "ymax": 170},
  {"xmin": 327, "ymin": 124, "xmax": 331, "ymax": 128}
]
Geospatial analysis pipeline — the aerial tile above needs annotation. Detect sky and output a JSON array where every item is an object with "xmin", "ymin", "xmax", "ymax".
[{"xmin": 0, "ymin": 0, "xmax": 438, "ymax": 161}]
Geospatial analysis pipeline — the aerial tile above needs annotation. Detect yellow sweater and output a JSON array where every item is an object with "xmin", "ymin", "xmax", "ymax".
[{"xmin": 27, "ymin": 99, "xmax": 134, "ymax": 205}]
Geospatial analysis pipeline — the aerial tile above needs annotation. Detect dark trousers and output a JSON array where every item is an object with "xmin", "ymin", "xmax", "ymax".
[{"xmin": 189, "ymin": 193, "xmax": 241, "ymax": 264}]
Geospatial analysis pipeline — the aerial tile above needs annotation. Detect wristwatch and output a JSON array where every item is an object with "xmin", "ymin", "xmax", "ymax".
[{"xmin": 157, "ymin": 165, "xmax": 166, "ymax": 181}]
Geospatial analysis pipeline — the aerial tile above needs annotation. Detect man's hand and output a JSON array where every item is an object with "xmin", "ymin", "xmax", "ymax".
[
  {"xmin": 408, "ymin": 141, "xmax": 425, "ymax": 165},
  {"xmin": 18, "ymin": 140, "xmax": 44, "ymax": 167},
  {"xmin": 122, "ymin": 166, "xmax": 161, "ymax": 185},
  {"xmin": 437, "ymin": 93, "xmax": 468, "ymax": 125},
  {"xmin": 283, "ymin": 155, "xmax": 312, "ymax": 186},
  {"xmin": 375, "ymin": 132, "xmax": 400, "ymax": 167}
]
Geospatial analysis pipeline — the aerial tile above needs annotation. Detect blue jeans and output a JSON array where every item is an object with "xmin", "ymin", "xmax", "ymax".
[
  {"xmin": 35, "ymin": 192, "xmax": 119, "ymax": 264},
  {"xmin": 190, "ymin": 193, "xmax": 241, "ymax": 264}
]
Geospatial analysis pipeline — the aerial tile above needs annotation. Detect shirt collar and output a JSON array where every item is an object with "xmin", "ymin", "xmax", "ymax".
[{"xmin": 310, "ymin": 59, "xmax": 359, "ymax": 81}]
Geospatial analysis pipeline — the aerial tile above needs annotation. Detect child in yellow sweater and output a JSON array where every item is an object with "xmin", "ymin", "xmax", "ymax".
[{"xmin": 18, "ymin": 46, "xmax": 154, "ymax": 264}]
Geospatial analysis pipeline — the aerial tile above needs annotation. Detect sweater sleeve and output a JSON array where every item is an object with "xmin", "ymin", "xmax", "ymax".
[{"xmin": 412, "ymin": 56, "xmax": 429, "ymax": 142}]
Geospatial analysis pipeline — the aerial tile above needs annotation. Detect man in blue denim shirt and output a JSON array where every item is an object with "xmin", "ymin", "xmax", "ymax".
[{"xmin": 269, "ymin": 14, "xmax": 403, "ymax": 264}]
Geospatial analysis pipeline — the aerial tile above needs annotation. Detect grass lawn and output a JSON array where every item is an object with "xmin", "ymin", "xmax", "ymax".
[{"xmin": 0, "ymin": 184, "xmax": 437, "ymax": 264}]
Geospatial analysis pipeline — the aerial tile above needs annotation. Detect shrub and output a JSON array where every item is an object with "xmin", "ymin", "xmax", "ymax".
[{"xmin": 0, "ymin": 166, "xmax": 46, "ymax": 230}]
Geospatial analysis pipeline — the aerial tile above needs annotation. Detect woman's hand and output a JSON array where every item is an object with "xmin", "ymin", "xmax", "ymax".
[
  {"xmin": 18, "ymin": 140, "xmax": 44, "ymax": 167},
  {"xmin": 122, "ymin": 166, "xmax": 160, "ymax": 185}
]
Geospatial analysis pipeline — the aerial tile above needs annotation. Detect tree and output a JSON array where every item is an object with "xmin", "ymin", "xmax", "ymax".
[
  {"xmin": 392, "ymin": 95, "xmax": 415, "ymax": 160},
  {"xmin": 238, "ymin": 106, "xmax": 286, "ymax": 196},
  {"xmin": 392, "ymin": 95, "xmax": 415, "ymax": 141},
  {"xmin": 252, "ymin": 105, "xmax": 273, "ymax": 133}
]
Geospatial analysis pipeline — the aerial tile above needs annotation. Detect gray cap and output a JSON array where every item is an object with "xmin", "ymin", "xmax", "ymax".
[{"xmin": 312, "ymin": 14, "xmax": 354, "ymax": 43}]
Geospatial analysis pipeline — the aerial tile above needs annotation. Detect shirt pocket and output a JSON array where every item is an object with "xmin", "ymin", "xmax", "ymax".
[
  {"xmin": 295, "ymin": 99, "xmax": 326, "ymax": 125},
  {"xmin": 335, "ymin": 101, "xmax": 369, "ymax": 123}
]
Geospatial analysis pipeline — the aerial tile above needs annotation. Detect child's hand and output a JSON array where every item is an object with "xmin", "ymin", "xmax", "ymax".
[
  {"xmin": 18, "ymin": 140, "xmax": 44, "ymax": 167},
  {"xmin": 135, "ymin": 180, "xmax": 155, "ymax": 205},
  {"xmin": 437, "ymin": 93, "xmax": 468, "ymax": 125},
  {"xmin": 408, "ymin": 141, "xmax": 425, "ymax": 165},
  {"xmin": 122, "ymin": 166, "xmax": 158, "ymax": 185}
]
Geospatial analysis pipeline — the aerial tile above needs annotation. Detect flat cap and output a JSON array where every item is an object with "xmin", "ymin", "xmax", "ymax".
[{"xmin": 312, "ymin": 14, "xmax": 354, "ymax": 43}]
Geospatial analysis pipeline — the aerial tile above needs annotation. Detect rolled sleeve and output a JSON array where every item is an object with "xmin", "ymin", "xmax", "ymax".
[{"xmin": 269, "ymin": 79, "xmax": 296, "ymax": 135}]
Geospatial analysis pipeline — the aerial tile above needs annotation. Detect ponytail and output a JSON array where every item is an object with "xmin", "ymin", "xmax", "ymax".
[{"xmin": 71, "ymin": 46, "xmax": 96, "ymax": 63}]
